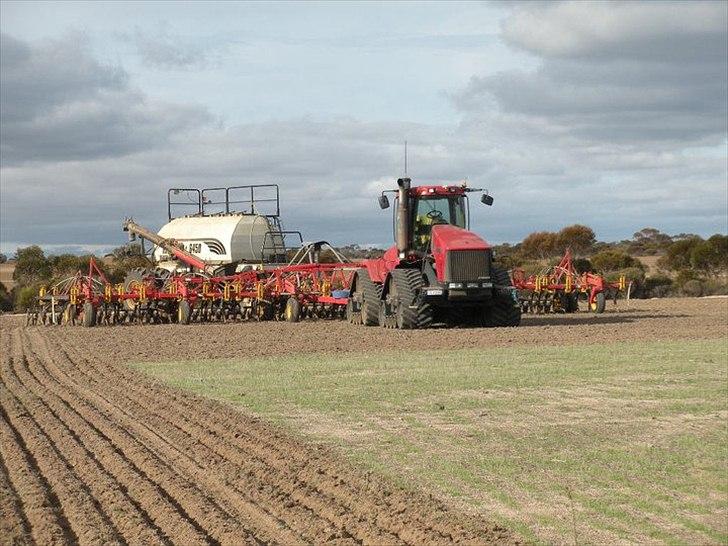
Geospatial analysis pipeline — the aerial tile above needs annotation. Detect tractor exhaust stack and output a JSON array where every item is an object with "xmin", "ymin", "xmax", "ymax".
[{"xmin": 396, "ymin": 177, "xmax": 411, "ymax": 257}]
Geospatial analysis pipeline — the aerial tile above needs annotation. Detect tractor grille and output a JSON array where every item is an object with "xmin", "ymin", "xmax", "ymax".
[{"xmin": 445, "ymin": 250, "xmax": 490, "ymax": 282}]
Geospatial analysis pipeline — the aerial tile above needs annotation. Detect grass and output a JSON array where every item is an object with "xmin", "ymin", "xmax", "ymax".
[{"xmin": 132, "ymin": 339, "xmax": 728, "ymax": 545}]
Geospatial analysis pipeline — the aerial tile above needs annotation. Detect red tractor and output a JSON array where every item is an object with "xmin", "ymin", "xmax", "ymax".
[{"xmin": 346, "ymin": 177, "xmax": 521, "ymax": 329}]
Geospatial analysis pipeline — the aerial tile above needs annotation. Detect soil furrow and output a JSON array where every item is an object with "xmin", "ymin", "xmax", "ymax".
[
  {"xmin": 15, "ymin": 330, "xmax": 182, "ymax": 546},
  {"xmin": 0, "ymin": 405, "xmax": 74, "ymax": 546},
  {"xmin": 1, "ymin": 327, "xmax": 83, "ymax": 546},
  {"xmin": 0, "ymin": 424, "xmax": 34, "ymax": 546},
  {"xmin": 17, "ymin": 346, "xmax": 212, "ymax": 546},
  {"xmin": 1, "ymin": 365, "xmax": 119, "ymax": 544},
  {"xmin": 25, "ymin": 328, "xmax": 291, "ymax": 545},
  {"xmin": 49, "ymin": 333, "xmax": 404, "ymax": 544},
  {"xmin": 48, "ymin": 324, "xmax": 497, "ymax": 544}
]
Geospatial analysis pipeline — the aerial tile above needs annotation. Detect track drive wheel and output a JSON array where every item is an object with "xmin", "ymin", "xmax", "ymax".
[
  {"xmin": 590, "ymin": 292, "xmax": 606, "ymax": 313},
  {"xmin": 381, "ymin": 269, "xmax": 433, "ymax": 329},
  {"xmin": 484, "ymin": 266, "xmax": 521, "ymax": 327},
  {"xmin": 284, "ymin": 297, "xmax": 301, "ymax": 322},
  {"xmin": 81, "ymin": 302, "xmax": 96, "ymax": 327},
  {"xmin": 351, "ymin": 270, "xmax": 382, "ymax": 326}
]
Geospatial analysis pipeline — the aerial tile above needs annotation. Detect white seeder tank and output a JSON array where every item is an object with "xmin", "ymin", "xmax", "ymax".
[{"xmin": 152, "ymin": 213, "xmax": 282, "ymax": 267}]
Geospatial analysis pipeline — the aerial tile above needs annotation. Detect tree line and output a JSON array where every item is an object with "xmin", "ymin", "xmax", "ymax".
[{"xmin": 0, "ymin": 244, "xmax": 150, "ymax": 312}]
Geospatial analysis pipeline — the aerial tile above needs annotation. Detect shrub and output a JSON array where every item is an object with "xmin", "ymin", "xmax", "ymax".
[
  {"xmin": 0, "ymin": 282, "xmax": 13, "ymax": 311},
  {"xmin": 521, "ymin": 231, "xmax": 558, "ymax": 259},
  {"xmin": 13, "ymin": 246, "xmax": 51, "ymax": 285},
  {"xmin": 556, "ymin": 224, "xmax": 596, "ymax": 255},
  {"xmin": 658, "ymin": 237, "xmax": 702, "ymax": 271},
  {"xmin": 681, "ymin": 279, "xmax": 704, "ymax": 297},
  {"xmin": 675, "ymin": 268, "xmax": 698, "ymax": 287},
  {"xmin": 605, "ymin": 266, "xmax": 646, "ymax": 284},
  {"xmin": 640, "ymin": 275, "xmax": 674, "ymax": 298},
  {"xmin": 14, "ymin": 285, "xmax": 40, "ymax": 311},
  {"xmin": 572, "ymin": 258, "xmax": 593, "ymax": 274},
  {"xmin": 702, "ymin": 278, "xmax": 728, "ymax": 296},
  {"xmin": 591, "ymin": 250, "xmax": 645, "ymax": 274}
]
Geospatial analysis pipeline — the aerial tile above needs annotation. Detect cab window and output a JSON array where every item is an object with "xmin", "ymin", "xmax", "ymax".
[{"xmin": 412, "ymin": 196, "xmax": 466, "ymax": 250}]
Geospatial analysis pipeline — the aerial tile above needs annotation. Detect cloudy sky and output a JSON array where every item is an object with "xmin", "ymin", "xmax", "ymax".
[{"xmin": 1, "ymin": 0, "xmax": 726, "ymax": 254}]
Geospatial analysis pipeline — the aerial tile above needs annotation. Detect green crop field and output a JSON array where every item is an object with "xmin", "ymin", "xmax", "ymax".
[{"xmin": 133, "ymin": 339, "xmax": 728, "ymax": 545}]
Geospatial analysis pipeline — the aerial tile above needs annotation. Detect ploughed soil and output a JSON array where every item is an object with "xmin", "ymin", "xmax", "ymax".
[
  {"xmin": 1, "ymin": 297, "xmax": 724, "ymax": 545},
  {"xmin": 1, "ymin": 320, "xmax": 514, "ymax": 545}
]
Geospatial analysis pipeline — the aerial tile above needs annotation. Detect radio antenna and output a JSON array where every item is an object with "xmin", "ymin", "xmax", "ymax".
[{"xmin": 404, "ymin": 140, "xmax": 408, "ymax": 175}]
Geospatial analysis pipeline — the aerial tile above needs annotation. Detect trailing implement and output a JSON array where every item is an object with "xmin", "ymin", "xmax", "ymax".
[{"xmin": 511, "ymin": 249, "xmax": 629, "ymax": 314}]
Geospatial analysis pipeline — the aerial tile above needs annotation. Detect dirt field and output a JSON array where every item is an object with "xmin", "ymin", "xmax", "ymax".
[
  {"xmin": 1, "ymin": 297, "xmax": 726, "ymax": 545},
  {"xmin": 0, "ymin": 317, "xmax": 514, "ymax": 545},
  {"xmin": 52, "ymin": 296, "xmax": 727, "ymax": 364}
]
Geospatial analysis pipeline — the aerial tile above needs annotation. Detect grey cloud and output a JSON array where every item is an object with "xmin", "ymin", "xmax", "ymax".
[
  {"xmin": 130, "ymin": 26, "xmax": 213, "ymax": 70},
  {"xmin": 0, "ymin": 32, "xmax": 212, "ymax": 165},
  {"xmin": 453, "ymin": 1, "xmax": 727, "ymax": 148},
  {"xmin": 2, "ymin": 113, "xmax": 725, "ymax": 249}
]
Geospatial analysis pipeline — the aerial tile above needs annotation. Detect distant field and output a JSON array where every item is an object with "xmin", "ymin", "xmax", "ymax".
[
  {"xmin": 0, "ymin": 261, "xmax": 15, "ymax": 290},
  {"xmin": 134, "ymin": 338, "xmax": 728, "ymax": 545}
]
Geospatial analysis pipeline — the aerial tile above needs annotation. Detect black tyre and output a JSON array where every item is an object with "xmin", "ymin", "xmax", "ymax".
[
  {"xmin": 385, "ymin": 269, "xmax": 433, "ymax": 330},
  {"xmin": 590, "ymin": 292, "xmax": 606, "ymax": 313},
  {"xmin": 485, "ymin": 267, "xmax": 521, "ymax": 327},
  {"xmin": 565, "ymin": 291, "xmax": 578, "ymax": 313},
  {"xmin": 178, "ymin": 300, "xmax": 191, "ymax": 324},
  {"xmin": 358, "ymin": 271, "xmax": 382, "ymax": 326},
  {"xmin": 284, "ymin": 297, "xmax": 301, "ymax": 322},
  {"xmin": 81, "ymin": 302, "xmax": 96, "ymax": 328}
]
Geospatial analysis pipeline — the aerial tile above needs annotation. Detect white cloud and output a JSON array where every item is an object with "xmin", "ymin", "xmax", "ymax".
[{"xmin": 502, "ymin": 1, "xmax": 727, "ymax": 61}]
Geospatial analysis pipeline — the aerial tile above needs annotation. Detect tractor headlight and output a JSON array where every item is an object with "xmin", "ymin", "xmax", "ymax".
[
  {"xmin": 466, "ymin": 282, "xmax": 479, "ymax": 288},
  {"xmin": 449, "ymin": 282, "xmax": 464, "ymax": 289}
]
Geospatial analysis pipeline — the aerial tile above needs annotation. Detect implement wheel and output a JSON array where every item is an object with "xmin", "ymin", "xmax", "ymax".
[
  {"xmin": 62, "ymin": 304, "xmax": 76, "ymax": 326},
  {"xmin": 590, "ymin": 292, "xmax": 606, "ymax": 314},
  {"xmin": 177, "ymin": 300, "xmax": 191, "ymax": 324},
  {"xmin": 81, "ymin": 302, "xmax": 96, "ymax": 328},
  {"xmin": 284, "ymin": 297, "xmax": 301, "ymax": 322}
]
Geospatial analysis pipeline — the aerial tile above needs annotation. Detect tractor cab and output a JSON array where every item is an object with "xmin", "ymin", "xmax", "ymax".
[
  {"xmin": 410, "ymin": 187, "xmax": 468, "ymax": 252},
  {"xmin": 378, "ymin": 179, "xmax": 493, "ymax": 256}
]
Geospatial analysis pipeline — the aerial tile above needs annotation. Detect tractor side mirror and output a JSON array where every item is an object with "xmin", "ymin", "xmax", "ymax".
[
  {"xmin": 378, "ymin": 195, "xmax": 390, "ymax": 209},
  {"xmin": 481, "ymin": 194, "xmax": 494, "ymax": 206}
]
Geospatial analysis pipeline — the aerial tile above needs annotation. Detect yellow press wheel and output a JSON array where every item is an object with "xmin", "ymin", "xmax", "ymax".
[
  {"xmin": 284, "ymin": 297, "xmax": 301, "ymax": 322},
  {"xmin": 177, "ymin": 300, "xmax": 191, "ymax": 324},
  {"xmin": 62, "ymin": 304, "xmax": 76, "ymax": 325}
]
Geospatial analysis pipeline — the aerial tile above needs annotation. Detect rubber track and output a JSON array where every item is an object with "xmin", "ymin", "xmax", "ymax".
[
  {"xmin": 0, "ymin": 318, "xmax": 515, "ymax": 545},
  {"xmin": 390, "ymin": 269, "xmax": 433, "ymax": 329},
  {"xmin": 487, "ymin": 267, "xmax": 521, "ymax": 328},
  {"xmin": 360, "ymin": 272, "xmax": 382, "ymax": 326}
]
